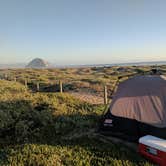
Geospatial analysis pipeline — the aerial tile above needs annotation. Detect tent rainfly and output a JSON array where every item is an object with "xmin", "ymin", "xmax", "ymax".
[{"xmin": 100, "ymin": 75, "xmax": 166, "ymax": 141}]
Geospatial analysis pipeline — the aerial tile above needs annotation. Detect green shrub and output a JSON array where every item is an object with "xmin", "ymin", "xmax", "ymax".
[{"xmin": 0, "ymin": 80, "xmax": 153, "ymax": 166}]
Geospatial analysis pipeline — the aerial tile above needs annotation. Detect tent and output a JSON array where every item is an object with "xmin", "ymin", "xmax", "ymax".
[{"xmin": 100, "ymin": 75, "xmax": 166, "ymax": 141}]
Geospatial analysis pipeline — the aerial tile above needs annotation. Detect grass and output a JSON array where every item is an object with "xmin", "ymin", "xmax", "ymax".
[
  {"xmin": 2, "ymin": 65, "xmax": 164, "ymax": 94},
  {"xmin": 0, "ymin": 79, "xmax": 154, "ymax": 166}
]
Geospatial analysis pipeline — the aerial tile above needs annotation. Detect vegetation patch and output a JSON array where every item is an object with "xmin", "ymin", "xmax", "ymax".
[{"xmin": 0, "ymin": 71, "xmax": 156, "ymax": 165}]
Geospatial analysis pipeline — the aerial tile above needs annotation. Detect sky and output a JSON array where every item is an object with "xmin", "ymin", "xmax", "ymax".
[{"xmin": 0, "ymin": 0, "xmax": 166, "ymax": 65}]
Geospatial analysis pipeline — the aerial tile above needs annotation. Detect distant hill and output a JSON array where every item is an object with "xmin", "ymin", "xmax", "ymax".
[{"xmin": 26, "ymin": 58, "xmax": 49, "ymax": 68}]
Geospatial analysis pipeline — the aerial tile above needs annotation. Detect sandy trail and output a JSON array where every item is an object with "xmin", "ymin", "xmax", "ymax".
[{"xmin": 69, "ymin": 92, "xmax": 104, "ymax": 104}]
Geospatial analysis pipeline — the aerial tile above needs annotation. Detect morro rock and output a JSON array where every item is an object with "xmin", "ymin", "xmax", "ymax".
[{"xmin": 26, "ymin": 58, "xmax": 49, "ymax": 68}]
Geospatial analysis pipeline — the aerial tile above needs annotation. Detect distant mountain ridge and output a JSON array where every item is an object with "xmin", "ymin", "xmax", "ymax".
[{"xmin": 26, "ymin": 58, "xmax": 49, "ymax": 68}]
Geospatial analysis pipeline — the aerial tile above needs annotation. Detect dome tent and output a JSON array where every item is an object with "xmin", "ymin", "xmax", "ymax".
[{"xmin": 100, "ymin": 75, "xmax": 166, "ymax": 141}]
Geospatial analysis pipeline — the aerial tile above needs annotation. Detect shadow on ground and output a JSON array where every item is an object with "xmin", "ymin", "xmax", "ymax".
[{"xmin": 0, "ymin": 99, "xmax": 152, "ymax": 166}]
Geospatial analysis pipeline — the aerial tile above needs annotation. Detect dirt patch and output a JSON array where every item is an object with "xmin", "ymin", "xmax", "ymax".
[{"xmin": 69, "ymin": 92, "xmax": 104, "ymax": 104}]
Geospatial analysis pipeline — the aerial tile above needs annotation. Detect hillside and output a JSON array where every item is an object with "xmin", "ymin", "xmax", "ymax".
[
  {"xmin": 1, "ymin": 65, "xmax": 166, "ymax": 99},
  {"xmin": 0, "ymin": 80, "xmax": 153, "ymax": 165},
  {"xmin": 26, "ymin": 58, "xmax": 49, "ymax": 68}
]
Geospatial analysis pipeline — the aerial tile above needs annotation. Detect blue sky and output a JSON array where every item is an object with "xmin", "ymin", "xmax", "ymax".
[{"xmin": 0, "ymin": 0, "xmax": 166, "ymax": 65}]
